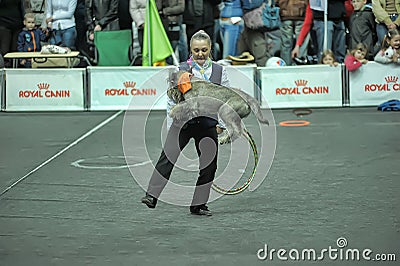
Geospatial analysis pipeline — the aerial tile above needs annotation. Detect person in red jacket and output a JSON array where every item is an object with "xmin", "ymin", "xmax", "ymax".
[
  {"xmin": 291, "ymin": 3, "xmax": 312, "ymax": 60},
  {"xmin": 344, "ymin": 42, "xmax": 369, "ymax": 71}
]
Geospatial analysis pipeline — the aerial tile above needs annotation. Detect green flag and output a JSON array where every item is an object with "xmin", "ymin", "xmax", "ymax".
[{"xmin": 142, "ymin": 0, "xmax": 174, "ymax": 66}]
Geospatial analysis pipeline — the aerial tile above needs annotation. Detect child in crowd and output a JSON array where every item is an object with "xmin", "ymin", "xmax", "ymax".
[
  {"xmin": 374, "ymin": 29, "xmax": 400, "ymax": 64},
  {"xmin": 17, "ymin": 13, "xmax": 48, "ymax": 68},
  {"xmin": 348, "ymin": 0, "xmax": 376, "ymax": 60},
  {"xmin": 320, "ymin": 49, "xmax": 339, "ymax": 67},
  {"xmin": 344, "ymin": 43, "xmax": 369, "ymax": 71}
]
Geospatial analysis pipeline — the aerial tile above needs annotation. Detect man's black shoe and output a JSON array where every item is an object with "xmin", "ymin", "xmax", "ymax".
[
  {"xmin": 190, "ymin": 205, "xmax": 212, "ymax": 216},
  {"xmin": 141, "ymin": 194, "xmax": 157, "ymax": 209}
]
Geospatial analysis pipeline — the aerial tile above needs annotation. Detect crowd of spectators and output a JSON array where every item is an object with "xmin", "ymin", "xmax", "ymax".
[{"xmin": 0, "ymin": 0, "xmax": 399, "ymax": 69}]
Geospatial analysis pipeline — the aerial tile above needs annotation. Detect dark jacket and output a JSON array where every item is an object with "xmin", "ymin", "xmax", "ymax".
[
  {"xmin": 183, "ymin": 0, "xmax": 221, "ymax": 27},
  {"xmin": 86, "ymin": 0, "xmax": 119, "ymax": 31},
  {"xmin": 157, "ymin": 0, "xmax": 185, "ymax": 41},
  {"xmin": 278, "ymin": 0, "xmax": 308, "ymax": 21},
  {"xmin": 17, "ymin": 28, "xmax": 47, "ymax": 52},
  {"xmin": 349, "ymin": 4, "xmax": 376, "ymax": 60},
  {"xmin": 0, "ymin": 0, "xmax": 24, "ymax": 30},
  {"xmin": 157, "ymin": 0, "xmax": 185, "ymax": 24},
  {"xmin": 312, "ymin": 0, "xmax": 346, "ymax": 21}
]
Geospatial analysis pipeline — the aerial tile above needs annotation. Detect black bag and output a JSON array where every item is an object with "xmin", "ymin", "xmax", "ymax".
[{"xmin": 243, "ymin": 0, "xmax": 281, "ymax": 31}]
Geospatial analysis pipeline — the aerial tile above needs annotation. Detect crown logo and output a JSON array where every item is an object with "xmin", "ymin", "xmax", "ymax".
[
  {"xmin": 37, "ymin": 83, "xmax": 50, "ymax": 90},
  {"xmin": 295, "ymin": 79, "xmax": 308, "ymax": 87},
  {"xmin": 385, "ymin": 76, "xmax": 398, "ymax": 83},
  {"xmin": 123, "ymin": 81, "xmax": 136, "ymax": 88}
]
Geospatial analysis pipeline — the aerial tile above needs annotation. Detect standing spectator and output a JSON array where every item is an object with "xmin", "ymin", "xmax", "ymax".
[
  {"xmin": 157, "ymin": 0, "xmax": 185, "ymax": 64},
  {"xmin": 278, "ymin": 0, "xmax": 310, "ymax": 66},
  {"xmin": 129, "ymin": 0, "xmax": 146, "ymax": 51},
  {"xmin": 86, "ymin": 0, "xmax": 120, "ymax": 42},
  {"xmin": 118, "ymin": 0, "xmax": 133, "ymax": 30},
  {"xmin": 74, "ymin": 0, "xmax": 90, "ymax": 59},
  {"xmin": 182, "ymin": 0, "xmax": 221, "ymax": 56},
  {"xmin": 237, "ymin": 26, "xmax": 270, "ymax": 67},
  {"xmin": 0, "ymin": 0, "xmax": 25, "ymax": 58},
  {"xmin": 219, "ymin": 0, "xmax": 244, "ymax": 58},
  {"xmin": 86, "ymin": 0, "xmax": 119, "ymax": 63},
  {"xmin": 46, "ymin": 0, "xmax": 77, "ymax": 49},
  {"xmin": 311, "ymin": 0, "xmax": 347, "ymax": 63},
  {"xmin": 237, "ymin": 0, "xmax": 271, "ymax": 66},
  {"xmin": 372, "ymin": 0, "xmax": 400, "ymax": 48},
  {"xmin": 17, "ymin": 12, "xmax": 47, "ymax": 67},
  {"xmin": 0, "ymin": 53, "xmax": 4, "ymax": 68},
  {"xmin": 348, "ymin": 0, "xmax": 376, "ymax": 59},
  {"xmin": 291, "ymin": 3, "xmax": 312, "ymax": 60}
]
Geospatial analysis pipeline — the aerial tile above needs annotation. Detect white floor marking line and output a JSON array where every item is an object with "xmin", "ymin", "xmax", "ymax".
[
  {"xmin": 71, "ymin": 158, "xmax": 151, "ymax": 169},
  {"xmin": 365, "ymin": 122, "xmax": 400, "ymax": 126},
  {"xmin": 0, "ymin": 110, "xmax": 124, "ymax": 197}
]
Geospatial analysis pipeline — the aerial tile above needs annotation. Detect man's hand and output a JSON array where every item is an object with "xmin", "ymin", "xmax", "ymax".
[
  {"xmin": 46, "ymin": 16, "xmax": 53, "ymax": 24},
  {"xmin": 291, "ymin": 45, "xmax": 300, "ymax": 59},
  {"xmin": 216, "ymin": 125, "xmax": 224, "ymax": 134},
  {"xmin": 387, "ymin": 22, "xmax": 397, "ymax": 30},
  {"xmin": 94, "ymin": 25, "xmax": 102, "ymax": 32}
]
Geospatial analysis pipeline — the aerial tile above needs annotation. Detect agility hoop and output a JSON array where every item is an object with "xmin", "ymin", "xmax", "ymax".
[
  {"xmin": 279, "ymin": 120, "xmax": 310, "ymax": 127},
  {"xmin": 212, "ymin": 129, "xmax": 258, "ymax": 195}
]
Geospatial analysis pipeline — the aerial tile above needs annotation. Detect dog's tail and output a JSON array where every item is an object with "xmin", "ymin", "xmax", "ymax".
[{"xmin": 234, "ymin": 89, "xmax": 269, "ymax": 125}]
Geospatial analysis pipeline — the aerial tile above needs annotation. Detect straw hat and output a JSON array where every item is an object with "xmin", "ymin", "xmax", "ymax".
[{"xmin": 227, "ymin": 52, "xmax": 255, "ymax": 65}]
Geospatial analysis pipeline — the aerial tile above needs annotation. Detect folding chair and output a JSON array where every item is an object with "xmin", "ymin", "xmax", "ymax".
[{"xmin": 94, "ymin": 29, "xmax": 133, "ymax": 66}]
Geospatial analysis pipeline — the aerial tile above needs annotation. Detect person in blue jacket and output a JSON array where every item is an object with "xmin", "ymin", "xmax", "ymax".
[{"xmin": 17, "ymin": 13, "xmax": 48, "ymax": 67}]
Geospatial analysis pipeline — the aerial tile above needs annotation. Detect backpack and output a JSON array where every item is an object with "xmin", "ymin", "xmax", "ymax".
[{"xmin": 377, "ymin": 99, "xmax": 400, "ymax": 111}]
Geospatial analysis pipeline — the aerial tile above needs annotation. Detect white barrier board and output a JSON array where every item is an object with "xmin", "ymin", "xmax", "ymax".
[
  {"xmin": 89, "ymin": 66, "xmax": 174, "ymax": 110},
  {"xmin": 349, "ymin": 61, "xmax": 400, "ymax": 106},
  {"xmin": 260, "ymin": 65, "xmax": 343, "ymax": 108},
  {"xmin": 5, "ymin": 69, "xmax": 84, "ymax": 111},
  {"xmin": 225, "ymin": 65, "xmax": 257, "ymax": 98},
  {"xmin": 89, "ymin": 65, "xmax": 256, "ymax": 111}
]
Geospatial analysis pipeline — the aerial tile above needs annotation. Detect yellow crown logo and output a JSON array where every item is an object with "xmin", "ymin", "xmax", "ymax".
[
  {"xmin": 295, "ymin": 79, "xmax": 308, "ymax": 87},
  {"xmin": 37, "ymin": 83, "xmax": 50, "ymax": 90},
  {"xmin": 123, "ymin": 81, "xmax": 136, "ymax": 88},
  {"xmin": 385, "ymin": 76, "xmax": 398, "ymax": 83}
]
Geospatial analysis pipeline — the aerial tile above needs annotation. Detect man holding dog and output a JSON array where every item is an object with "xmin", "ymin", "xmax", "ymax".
[{"xmin": 141, "ymin": 30, "xmax": 230, "ymax": 216}]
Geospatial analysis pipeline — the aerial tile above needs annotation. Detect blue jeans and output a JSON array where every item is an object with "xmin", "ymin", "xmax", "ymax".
[
  {"xmin": 313, "ymin": 20, "xmax": 346, "ymax": 63},
  {"xmin": 178, "ymin": 24, "xmax": 188, "ymax": 62},
  {"xmin": 219, "ymin": 18, "xmax": 244, "ymax": 58},
  {"xmin": 49, "ymin": 26, "xmax": 77, "ymax": 49},
  {"xmin": 280, "ymin": 20, "xmax": 310, "ymax": 66},
  {"xmin": 376, "ymin": 14, "xmax": 398, "ymax": 47}
]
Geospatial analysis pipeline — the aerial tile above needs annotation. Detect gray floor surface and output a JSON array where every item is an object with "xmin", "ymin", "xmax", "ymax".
[{"xmin": 0, "ymin": 107, "xmax": 399, "ymax": 266}]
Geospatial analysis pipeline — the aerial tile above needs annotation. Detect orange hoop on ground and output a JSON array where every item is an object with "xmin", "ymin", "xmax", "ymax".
[{"xmin": 279, "ymin": 120, "xmax": 310, "ymax": 127}]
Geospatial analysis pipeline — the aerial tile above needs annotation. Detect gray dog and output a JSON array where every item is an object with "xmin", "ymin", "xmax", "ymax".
[{"xmin": 167, "ymin": 70, "xmax": 269, "ymax": 144}]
